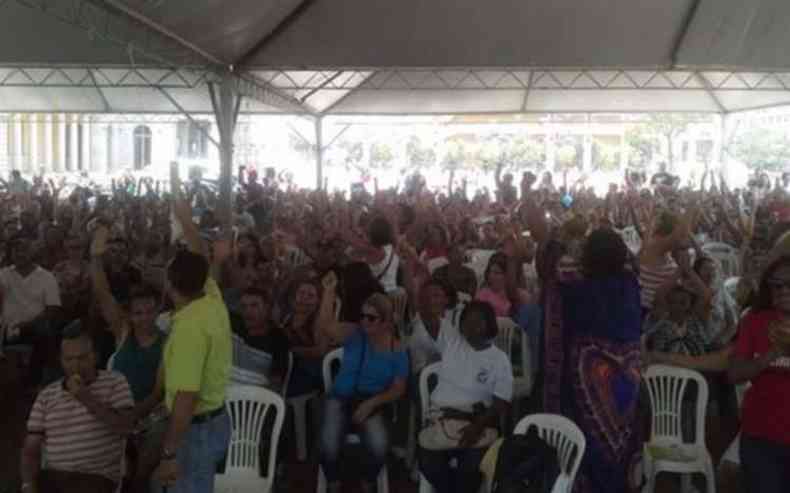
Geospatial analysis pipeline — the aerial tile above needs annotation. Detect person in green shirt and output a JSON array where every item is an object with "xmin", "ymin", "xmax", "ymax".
[{"xmin": 153, "ymin": 198, "xmax": 232, "ymax": 493}]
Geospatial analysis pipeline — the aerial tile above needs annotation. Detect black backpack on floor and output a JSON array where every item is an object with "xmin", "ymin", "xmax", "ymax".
[{"xmin": 491, "ymin": 426, "xmax": 561, "ymax": 493}]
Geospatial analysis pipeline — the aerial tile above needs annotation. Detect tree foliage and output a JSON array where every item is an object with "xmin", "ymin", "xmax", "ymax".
[
  {"xmin": 405, "ymin": 135, "xmax": 437, "ymax": 173},
  {"xmin": 624, "ymin": 114, "xmax": 707, "ymax": 170},
  {"xmin": 369, "ymin": 142, "xmax": 395, "ymax": 170},
  {"xmin": 731, "ymin": 126, "xmax": 790, "ymax": 172}
]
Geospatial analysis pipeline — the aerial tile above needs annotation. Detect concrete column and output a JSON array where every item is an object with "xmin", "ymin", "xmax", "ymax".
[
  {"xmin": 546, "ymin": 129, "xmax": 556, "ymax": 169},
  {"xmin": 30, "ymin": 115, "xmax": 39, "ymax": 173},
  {"xmin": 57, "ymin": 114, "xmax": 67, "ymax": 172},
  {"xmin": 315, "ymin": 117, "xmax": 324, "ymax": 189},
  {"xmin": 688, "ymin": 137, "xmax": 698, "ymax": 166},
  {"xmin": 582, "ymin": 134, "xmax": 592, "ymax": 172},
  {"xmin": 82, "ymin": 117, "xmax": 92, "ymax": 172},
  {"xmin": 70, "ymin": 117, "xmax": 79, "ymax": 171},
  {"xmin": 14, "ymin": 114, "xmax": 23, "ymax": 170},
  {"xmin": 44, "ymin": 114, "xmax": 53, "ymax": 171}
]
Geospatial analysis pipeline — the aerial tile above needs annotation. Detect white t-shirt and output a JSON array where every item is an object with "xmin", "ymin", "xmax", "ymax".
[
  {"xmin": 0, "ymin": 266, "xmax": 61, "ymax": 328},
  {"xmin": 407, "ymin": 311, "xmax": 457, "ymax": 374},
  {"xmin": 430, "ymin": 326, "xmax": 513, "ymax": 413},
  {"xmin": 370, "ymin": 244, "xmax": 400, "ymax": 293}
]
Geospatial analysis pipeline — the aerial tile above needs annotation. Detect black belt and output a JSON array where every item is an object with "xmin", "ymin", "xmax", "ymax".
[{"xmin": 191, "ymin": 406, "xmax": 225, "ymax": 425}]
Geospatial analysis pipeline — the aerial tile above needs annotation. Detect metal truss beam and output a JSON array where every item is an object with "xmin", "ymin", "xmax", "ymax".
[
  {"xmin": 11, "ymin": 0, "xmax": 310, "ymax": 113},
  {"xmin": 0, "ymin": 66, "xmax": 213, "ymax": 88},
  {"xmin": 249, "ymin": 68, "xmax": 790, "ymax": 92}
]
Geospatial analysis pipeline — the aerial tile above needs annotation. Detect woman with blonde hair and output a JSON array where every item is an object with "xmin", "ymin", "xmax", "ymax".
[{"xmin": 318, "ymin": 273, "xmax": 409, "ymax": 493}]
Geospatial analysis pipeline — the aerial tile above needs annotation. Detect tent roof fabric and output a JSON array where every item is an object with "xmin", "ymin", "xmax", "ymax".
[{"xmin": 2, "ymin": 0, "xmax": 790, "ymax": 115}]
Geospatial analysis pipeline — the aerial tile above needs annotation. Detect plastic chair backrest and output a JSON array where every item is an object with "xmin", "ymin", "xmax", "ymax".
[
  {"xmin": 513, "ymin": 414, "xmax": 586, "ymax": 493},
  {"xmin": 281, "ymin": 351, "xmax": 294, "ymax": 399},
  {"xmin": 724, "ymin": 276, "xmax": 740, "ymax": 301},
  {"xmin": 702, "ymin": 242, "xmax": 740, "ymax": 278},
  {"xmin": 427, "ymin": 257, "xmax": 449, "ymax": 274},
  {"xmin": 618, "ymin": 226, "xmax": 642, "ymax": 254},
  {"xmin": 495, "ymin": 317, "xmax": 518, "ymax": 359},
  {"xmin": 106, "ymin": 352, "xmax": 117, "ymax": 371},
  {"xmin": 322, "ymin": 348, "xmax": 344, "ymax": 392},
  {"xmin": 418, "ymin": 362, "xmax": 442, "ymax": 425},
  {"xmin": 389, "ymin": 288, "xmax": 409, "ymax": 336},
  {"xmin": 643, "ymin": 365, "xmax": 709, "ymax": 447},
  {"xmin": 217, "ymin": 385, "xmax": 285, "ymax": 493}
]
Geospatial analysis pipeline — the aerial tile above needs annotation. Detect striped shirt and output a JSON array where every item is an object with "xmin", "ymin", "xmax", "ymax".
[
  {"xmin": 639, "ymin": 258, "xmax": 678, "ymax": 310},
  {"xmin": 27, "ymin": 371, "xmax": 133, "ymax": 482}
]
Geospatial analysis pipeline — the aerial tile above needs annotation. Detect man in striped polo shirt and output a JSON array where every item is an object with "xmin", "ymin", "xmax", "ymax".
[{"xmin": 20, "ymin": 325, "xmax": 135, "ymax": 493}]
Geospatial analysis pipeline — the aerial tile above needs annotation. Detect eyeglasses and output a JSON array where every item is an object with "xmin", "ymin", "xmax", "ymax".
[{"xmin": 361, "ymin": 313, "xmax": 380, "ymax": 323}]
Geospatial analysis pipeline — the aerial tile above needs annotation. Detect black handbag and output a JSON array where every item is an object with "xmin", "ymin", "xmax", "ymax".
[{"xmin": 491, "ymin": 426, "xmax": 560, "ymax": 493}]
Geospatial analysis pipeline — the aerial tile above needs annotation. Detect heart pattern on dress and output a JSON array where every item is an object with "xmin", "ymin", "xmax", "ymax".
[{"xmin": 575, "ymin": 342, "xmax": 642, "ymax": 461}]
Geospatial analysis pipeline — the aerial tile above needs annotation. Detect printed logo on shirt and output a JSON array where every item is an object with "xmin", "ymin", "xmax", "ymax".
[
  {"xmin": 477, "ymin": 368, "xmax": 490, "ymax": 384},
  {"xmin": 772, "ymin": 356, "xmax": 790, "ymax": 369},
  {"xmin": 756, "ymin": 353, "xmax": 790, "ymax": 370}
]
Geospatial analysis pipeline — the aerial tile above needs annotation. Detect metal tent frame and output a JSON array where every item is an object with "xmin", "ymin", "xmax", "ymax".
[{"xmin": 4, "ymin": 0, "xmax": 790, "ymax": 226}]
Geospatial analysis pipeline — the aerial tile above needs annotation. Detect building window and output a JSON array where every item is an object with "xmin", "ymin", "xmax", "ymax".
[
  {"xmin": 133, "ymin": 125, "xmax": 152, "ymax": 170},
  {"xmin": 176, "ymin": 121, "xmax": 210, "ymax": 159}
]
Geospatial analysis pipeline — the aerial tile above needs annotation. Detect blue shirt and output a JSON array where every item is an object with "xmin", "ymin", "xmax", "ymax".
[{"xmin": 331, "ymin": 330, "xmax": 409, "ymax": 398}]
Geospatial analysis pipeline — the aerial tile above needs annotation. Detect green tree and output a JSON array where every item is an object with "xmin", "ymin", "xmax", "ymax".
[
  {"xmin": 624, "ymin": 126, "xmax": 658, "ymax": 169},
  {"xmin": 441, "ymin": 136, "xmax": 475, "ymax": 190},
  {"xmin": 404, "ymin": 135, "xmax": 437, "ymax": 174},
  {"xmin": 731, "ymin": 126, "xmax": 790, "ymax": 172},
  {"xmin": 592, "ymin": 138, "xmax": 620, "ymax": 172},
  {"xmin": 325, "ymin": 139, "xmax": 365, "ymax": 177},
  {"xmin": 369, "ymin": 142, "xmax": 395, "ymax": 171},
  {"xmin": 625, "ymin": 114, "xmax": 708, "ymax": 170}
]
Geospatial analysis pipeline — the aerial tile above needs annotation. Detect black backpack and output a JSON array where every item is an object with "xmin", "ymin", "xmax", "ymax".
[{"xmin": 491, "ymin": 426, "xmax": 561, "ymax": 493}]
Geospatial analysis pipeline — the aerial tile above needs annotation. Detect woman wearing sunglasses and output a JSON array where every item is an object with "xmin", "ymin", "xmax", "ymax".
[
  {"xmin": 728, "ymin": 256, "xmax": 790, "ymax": 493},
  {"xmin": 317, "ymin": 272, "xmax": 409, "ymax": 493}
]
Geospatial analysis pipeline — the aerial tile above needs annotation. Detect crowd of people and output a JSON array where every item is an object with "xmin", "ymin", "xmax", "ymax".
[{"xmin": 1, "ymin": 162, "xmax": 789, "ymax": 493}]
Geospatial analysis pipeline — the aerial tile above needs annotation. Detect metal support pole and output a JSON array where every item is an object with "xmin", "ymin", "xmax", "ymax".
[
  {"xmin": 211, "ymin": 74, "xmax": 239, "ymax": 234},
  {"xmin": 315, "ymin": 117, "xmax": 324, "ymax": 190}
]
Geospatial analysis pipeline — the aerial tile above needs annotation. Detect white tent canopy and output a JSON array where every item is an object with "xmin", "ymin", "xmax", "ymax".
[{"xmin": 3, "ymin": 0, "xmax": 790, "ymax": 115}]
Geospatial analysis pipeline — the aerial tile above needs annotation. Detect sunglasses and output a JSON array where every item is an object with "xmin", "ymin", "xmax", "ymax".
[{"xmin": 361, "ymin": 312, "xmax": 380, "ymax": 323}]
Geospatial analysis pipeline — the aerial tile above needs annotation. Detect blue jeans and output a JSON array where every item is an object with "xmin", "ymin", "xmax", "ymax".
[
  {"xmin": 740, "ymin": 435, "xmax": 790, "ymax": 493},
  {"xmin": 156, "ymin": 410, "xmax": 231, "ymax": 493},
  {"xmin": 513, "ymin": 303, "xmax": 543, "ymax": 376},
  {"xmin": 319, "ymin": 397, "xmax": 389, "ymax": 482},
  {"xmin": 420, "ymin": 447, "xmax": 486, "ymax": 493}
]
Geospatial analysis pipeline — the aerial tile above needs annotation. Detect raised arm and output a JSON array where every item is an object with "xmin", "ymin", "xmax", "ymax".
[
  {"xmin": 172, "ymin": 197, "xmax": 204, "ymax": 257},
  {"xmin": 317, "ymin": 271, "xmax": 353, "ymax": 344},
  {"xmin": 89, "ymin": 226, "xmax": 125, "ymax": 344}
]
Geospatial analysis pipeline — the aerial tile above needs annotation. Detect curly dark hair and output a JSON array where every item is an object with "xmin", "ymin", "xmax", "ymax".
[{"xmin": 581, "ymin": 228, "xmax": 628, "ymax": 279}]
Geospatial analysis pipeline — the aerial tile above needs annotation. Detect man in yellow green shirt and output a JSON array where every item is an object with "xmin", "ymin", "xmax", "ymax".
[{"xmin": 154, "ymin": 198, "xmax": 232, "ymax": 493}]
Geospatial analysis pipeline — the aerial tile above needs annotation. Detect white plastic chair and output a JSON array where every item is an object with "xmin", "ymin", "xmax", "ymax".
[
  {"xmin": 215, "ymin": 385, "xmax": 286, "ymax": 493},
  {"xmin": 723, "ymin": 277, "xmax": 740, "ymax": 302},
  {"xmin": 416, "ymin": 362, "xmax": 488, "ymax": 493},
  {"xmin": 496, "ymin": 318, "xmax": 533, "ymax": 422},
  {"xmin": 317, "ymin": 348, "xmax": 390, "ymax": 493},
  {"xmin": 465, "ymin": 249, "xmax": 496, "ymax": 289},
  {"xmin": 642, "ymin": 365, "xmax": 716, "ymax": 493},
  {"xmin": 513, "ymin": 414, "xmax": 587, "ymax": 493},
  {"xmin": 389, "ymin": 287, "xmax": 409, "ymax": 340},
  {"xmin": 702, "ymin": 242, "xmax": 740, "ymax": 279},
  {"xmin": 618, "ymin": 226, "xmax": 642, "ymax": 254}
]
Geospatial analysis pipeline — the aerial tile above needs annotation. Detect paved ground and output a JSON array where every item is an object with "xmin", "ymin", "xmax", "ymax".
[{"xmin": 0, "ymin": 355, "xmax": 740, "ymax": 493}]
